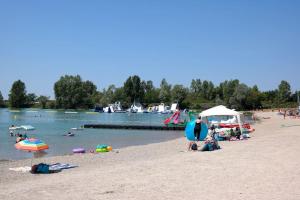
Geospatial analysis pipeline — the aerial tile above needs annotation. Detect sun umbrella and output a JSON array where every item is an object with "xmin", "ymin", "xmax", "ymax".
[
  {"xmin": 15, "ymin": 138, "xmax": 49, "ymax": 166},
  {"xmin": 15, "ymin": 138, "xmax": 49, "ymax": 152}
]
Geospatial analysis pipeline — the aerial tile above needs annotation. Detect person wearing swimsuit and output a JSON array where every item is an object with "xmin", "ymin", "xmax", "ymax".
[{"xmin": 194, "ymin": 116, "xmax": 202, "ymax": 141}]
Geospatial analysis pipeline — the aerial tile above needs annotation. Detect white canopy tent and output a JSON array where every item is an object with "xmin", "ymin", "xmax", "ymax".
[{"xmin": 200, "ymin": 105, "xmax": 244, "ymax": 134}]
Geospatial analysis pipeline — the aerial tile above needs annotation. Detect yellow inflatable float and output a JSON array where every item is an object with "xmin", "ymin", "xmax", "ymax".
[{"xmin": 96, "ymin": 145, "xmax": 112, "ymax": 153}]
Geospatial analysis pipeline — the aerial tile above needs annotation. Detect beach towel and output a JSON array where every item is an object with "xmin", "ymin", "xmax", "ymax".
[
  {"xmin": 9, "ymin": 166, "xmax": 31, "ymax": 173},
  {"xmin": 49, "ymin": 163, "xmax": 78, "ymax": 171}
]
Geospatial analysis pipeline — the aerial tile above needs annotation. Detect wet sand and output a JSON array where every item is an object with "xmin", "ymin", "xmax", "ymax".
[{"xmin": 0, "ymin": 112, "xmax": 299, "ymax": 200}]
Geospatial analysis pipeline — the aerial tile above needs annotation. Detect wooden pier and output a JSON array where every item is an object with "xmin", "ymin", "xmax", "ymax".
[{"xmin": 84, "ymin": 124, "xmax": 185, "ymax": 131}]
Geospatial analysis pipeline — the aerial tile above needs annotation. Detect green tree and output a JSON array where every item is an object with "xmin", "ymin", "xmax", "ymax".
[
  {"xmin": 231, "ymin": 84, "xmax": 249, "ymax": 110},
  {"xmin": 123, "ymin": 75, "xmax": 144, "ymax": 104},
  {"xmin": 99, "ymin": 85, "xmax": 116, "ymax": 106},
  {"xmin": 159, "ymin": 78, "xmax": 172, "ymax": 103},
  {"xmin": 82, "ymin": 80, "xmax": 97, "ymax": 108},
  {"xmin": 218, "ymin": 79, "xmax": 240, "ymax": 106},
  {"xmin": 47, "ymin": 100, "xmax": 56, "ymax": 109},
  {"xmin": 54, "ymin": 75, "xmax": 97, "ymax": 109},
  {"xmin": 261, "ymin": 90, "xmax": 278, "ymax": 108},
  {"xmin": 143, "ymin": 80, "xmax": 160, "ymax": 105},
  {"xmin": 277, "ymin": 80, "xmax": 291, "ymax": 104},
  {"xmin": 215, "ymin": 94, "xmax": 224, "ymax": 105},
  {"xmin": 37, "ymin": 95, "xmax": 50, "ymax": 109},
  {"xmin": 9, "ymin": 80, "xmax": 27, "ymax": 108},
  {"xmin": 190, "ymin": 79, "xmax": 202, "ymax": 96},
  {"xmin": 112, "ymin": 87, "xmax": 128, "ymax": 107},
  {"xmin": 26, "ymin": 93, "xmax": 37, "ymax": 107},
  {"xmin": 0, "ymin": 91, "xmax": 5, "ymax": 107},
  {"xmin": 207, "ymin": 81, "xmax": 215, "ymax": 100},
  {"xmin": 201, "ymin": 80, "xmax": 209, "ymax": 99},
  {"xmin": 245, "ymin": 85, "xmax": 262, "ymax": 110},
  {"xmin": 91, "ymin": 91, "xmax": 103, "ymax": 106},
  {"xmin": 171, "ymin": 84, "xmax": 189, "ymax": 107},
  {"xmin": 54, "ymin": 75, "xmax": 82, "ymax": 109},
  {"xmin": 291, "ymin": 91, "xmax": 300, "ymax": 104}
]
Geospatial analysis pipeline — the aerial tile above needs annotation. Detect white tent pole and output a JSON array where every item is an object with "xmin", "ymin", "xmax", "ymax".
[{"xmin": 237, "ymin": 114, "xmax": 243, "ymax": 137}]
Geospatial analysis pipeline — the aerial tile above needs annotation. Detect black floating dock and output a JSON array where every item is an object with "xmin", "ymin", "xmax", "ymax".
[{"xmin": 84, "ymin": 124, "xmax": 185, "ymax": 131}]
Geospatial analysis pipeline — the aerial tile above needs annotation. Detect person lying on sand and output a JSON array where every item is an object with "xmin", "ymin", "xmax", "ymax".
[{"xmin": 31, "ymin": 163, "xmax": 77, "ymax": 174}]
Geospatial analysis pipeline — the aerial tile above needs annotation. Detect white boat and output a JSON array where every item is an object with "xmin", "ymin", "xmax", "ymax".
[
  {"xmin": 8, "ymin": 126, "xmax": 22, "ymax": 130},
  {"xmin": 129, "ymin": 102, "xmax": 146, "ymax": 113},
  {"xmin": 157, "ymin": 103, "xmax": 172, "ymax": 114},
  {"xmin": 104, "ymin": 102, "xmax": 125, "ymax": 113},
  {"xmin": 114, "ymin": 110, "xmax": 127, "ymax": 113},
  {"xmin": 20, "ymin": 125, "xmax": 35, "ymax": 131},
  {"xmin": 65, "ymin": 111, "xmax": 78, "ymax": 114},
  {"xmin": 45, "ymin": 110, "xmax": 57, "ymax": 113},
  {"xmin": 103, "ymin": 105, "xmax": 114, "ymax": 113},
  {"xmin": 170, "ymin": 103, "xmax": 178, "ymax": 112},
  {"xmin": 71, "ymin": 127, "xmax": 84, "ymax": 131}
]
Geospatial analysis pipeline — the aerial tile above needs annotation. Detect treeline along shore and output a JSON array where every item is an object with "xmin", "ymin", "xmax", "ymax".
[{"xmin": 0, "ymin": 75, "xmax": 298, "ymax": 110}]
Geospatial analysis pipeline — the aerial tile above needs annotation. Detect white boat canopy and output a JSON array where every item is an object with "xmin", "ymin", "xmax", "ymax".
[{"xmin": 20, "ymin": 125, "xmax": 35, "ymax": 131}]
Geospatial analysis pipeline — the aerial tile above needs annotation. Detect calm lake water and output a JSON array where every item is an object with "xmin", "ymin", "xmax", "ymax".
[{"xmin": 0, "ymin": 109, "xmax": 187, "ymax": 160}]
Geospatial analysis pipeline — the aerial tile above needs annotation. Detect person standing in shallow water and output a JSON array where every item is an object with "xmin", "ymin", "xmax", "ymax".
[{"xmin": 9, "ymin": 130, "xmax": 14, "ymax": 137}]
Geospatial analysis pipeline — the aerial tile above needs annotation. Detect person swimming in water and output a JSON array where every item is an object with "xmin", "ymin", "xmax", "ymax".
[
  {"xmin": 16, "ymin": 134, "xmax": 24, "ymax": 143},
  {"xmin": 64, "ymin": 132, "xmax": 75, "ymax": 137}
]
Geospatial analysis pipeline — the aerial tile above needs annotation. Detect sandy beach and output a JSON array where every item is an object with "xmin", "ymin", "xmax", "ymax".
[{"xmin": 0, "ymin": 111, "xmax": 299, "ymax": 200}]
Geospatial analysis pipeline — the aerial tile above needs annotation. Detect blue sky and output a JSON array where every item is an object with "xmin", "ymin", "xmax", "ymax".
[{"xmin": 0, "ymin": 0, "xmax": 299, "ymax": 99}]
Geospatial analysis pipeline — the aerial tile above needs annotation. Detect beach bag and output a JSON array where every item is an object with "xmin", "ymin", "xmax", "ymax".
[
  {"xmin": 191, "ymin": 143, "xmax": 198, "ymax": 151},
  {"xmin": 31, "ymin": 163, "xmax": 50, "ymax": 174}
]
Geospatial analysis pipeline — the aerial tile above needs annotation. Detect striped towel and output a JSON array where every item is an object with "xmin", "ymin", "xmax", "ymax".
[{"xmin": 49, "ymin": 163, "xmax": 78, "ymax": 171}]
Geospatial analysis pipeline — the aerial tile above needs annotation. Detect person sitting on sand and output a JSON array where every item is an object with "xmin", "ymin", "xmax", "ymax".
[
  {"xmin": 200, "ymin": 126, "xmax": 220, "ymax": 151},
  {"xmin": 235, "ymin": 127, "xmax": 242, "ymax": 140},
  {"xmin": 230, "ymin": 128, "xmax": 236, "ymax": 138}
]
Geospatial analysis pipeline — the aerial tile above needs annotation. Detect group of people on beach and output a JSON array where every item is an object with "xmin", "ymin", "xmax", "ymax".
[
  {"xmin": 188, "ymin": 115, "xmax": 220, "ymax": 152},
  {"xmin": 281, "ymin": 109, "xmax": 300, "ymax": 119}
]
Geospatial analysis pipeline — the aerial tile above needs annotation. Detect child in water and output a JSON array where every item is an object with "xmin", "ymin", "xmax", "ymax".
[{"xmin": 9, "ymin": 130, "xmax": 14, "ymax": 137}]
